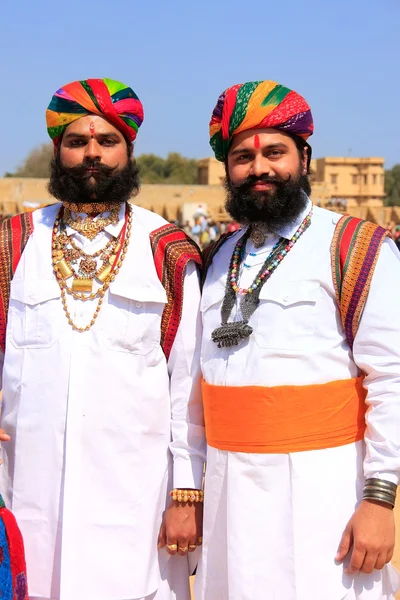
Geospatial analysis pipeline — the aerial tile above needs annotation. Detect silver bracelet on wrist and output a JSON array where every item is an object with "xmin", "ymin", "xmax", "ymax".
[{"xmin": 362, "ymin": 478, "xmax": 397, "ymax": 509}]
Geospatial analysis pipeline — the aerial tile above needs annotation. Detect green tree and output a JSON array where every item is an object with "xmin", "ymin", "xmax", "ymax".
[
  {"xmin": 10, "ymin": 143, "xmax": 53, "ymax": 178},
  {"xmin": 384, "ymin": 164, "xmax": 400, "ymax": 206},
  {"xmin": 136, "ymin": 154, "xmax": 167, "ymax": 183},
  {"xmin": 136, "ymin": 152, "xmax": 198, "ymax": 184}
]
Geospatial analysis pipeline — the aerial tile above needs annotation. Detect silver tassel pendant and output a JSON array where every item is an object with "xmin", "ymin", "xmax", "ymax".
[{"xmin": 211, "ymin": 321, "xmax": 253, "ymax": 348}]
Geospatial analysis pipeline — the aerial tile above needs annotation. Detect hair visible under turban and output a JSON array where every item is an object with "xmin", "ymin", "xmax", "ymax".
[
  {"xmin": 46, "ymin": 78, "xmax": 144, "ymax": 145},
  {"xmin": 209, "ymin": 80, "xmax": 314, "ymax": 161}
]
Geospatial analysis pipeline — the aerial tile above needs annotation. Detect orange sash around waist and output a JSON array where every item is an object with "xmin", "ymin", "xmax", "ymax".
[{"xmin": 202, "ymin": 377, "xmax": 367, "ymax": 454}]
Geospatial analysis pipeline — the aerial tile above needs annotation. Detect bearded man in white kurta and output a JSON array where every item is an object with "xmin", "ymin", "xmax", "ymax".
[
  {"xmin": 195, "ymin": 80, "xmax": 400, "ymax": 600},
  {"xmin": 0, "ymin": 78, "xmax": 206, "ymax": 600}
]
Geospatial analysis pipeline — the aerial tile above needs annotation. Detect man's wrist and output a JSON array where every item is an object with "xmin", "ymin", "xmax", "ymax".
[{"xmin": 362, "ymin": 478, "xmax": 397, "ymax": 509}]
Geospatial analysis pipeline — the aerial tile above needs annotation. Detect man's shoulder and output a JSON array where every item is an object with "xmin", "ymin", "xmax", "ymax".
[
  {"xmin": 313, "ymin": 205, "xmax": 342, "ymax": 227},
  {"xmin": 130, "ymin": 203, "xmax": 169, "ymax": 233}
]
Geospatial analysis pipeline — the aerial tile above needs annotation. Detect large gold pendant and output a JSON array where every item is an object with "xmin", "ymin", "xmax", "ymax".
[
  {"xmin": 97, "ymin": 263, "xmax": 112, "ymax": 283},
  {"xmin": 72, "ymin": 278, "xmax": 93, "ymax": 293},
  {"xmin": 56, "ymin": 259, "xmax": 73, "ymax": 279}
]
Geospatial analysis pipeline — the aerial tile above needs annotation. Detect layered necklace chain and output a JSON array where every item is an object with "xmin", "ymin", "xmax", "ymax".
[
  {"xmin": 211, "ymin": 209, "xmax": 313, "ymax": 348},
  {"xmin": 63, "ymin": 204, "xmax": 120, "ymax": 240},
  {"xmin": 52, "ymin": 204, "xmax": 132, "ymax": 332}
]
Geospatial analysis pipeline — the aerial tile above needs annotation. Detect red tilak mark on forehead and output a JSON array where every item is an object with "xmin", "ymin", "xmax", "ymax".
[
  {"xmin": 89, "ymin": 121, "xmax": 95, "ymax": 137},
  {"xmin": 254, "ymin": 134, "xmax": 261, "ymax": 149}
]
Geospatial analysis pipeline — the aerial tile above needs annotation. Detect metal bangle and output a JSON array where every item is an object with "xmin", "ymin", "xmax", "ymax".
[
  {"xmin": 364, "ymin": 478, "xmax": 397, "ymax": 493},
  {"xmin": 363, "ymin": 496, "xmax": 395, "ymax": 508}
]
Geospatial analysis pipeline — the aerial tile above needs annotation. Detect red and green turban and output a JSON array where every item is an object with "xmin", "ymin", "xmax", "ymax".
[
  {"xmin": 209, "ymin": 80, "xmax": 314, "ymax": 161},
  {"xmin": 46, "ymin": 78, "xmax": 144, "ymax": 146}
]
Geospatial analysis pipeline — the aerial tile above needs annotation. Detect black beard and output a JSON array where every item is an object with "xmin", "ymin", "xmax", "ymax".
[
  {"xmin": 224, "ymin": 170, "xmax": 310, "ymax": 231},
  {"xmin": 48, "ymin": 154, "xmax": 140, "ymax": 204}
]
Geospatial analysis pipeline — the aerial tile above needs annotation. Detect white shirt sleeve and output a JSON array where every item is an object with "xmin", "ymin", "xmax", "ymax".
[
  {"xmin": 353, "ymin": 239, "xmax": 400, "ymax": 484},
  {"xmin": 167, "ymin": 261, "xmax": 206, "ymax": 489}
]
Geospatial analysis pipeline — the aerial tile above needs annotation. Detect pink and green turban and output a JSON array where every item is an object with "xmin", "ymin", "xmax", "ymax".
[
  {"xmin": 209, "ymin": 80, "xmax": 314, "ymax": 161},
  {"xmin": 46, "ymin": 78, "xmax": 144, "ymax": 146}
]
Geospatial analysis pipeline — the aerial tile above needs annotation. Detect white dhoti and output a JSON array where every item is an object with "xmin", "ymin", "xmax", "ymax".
[{"xmin": 195, "ymin": 443, "xmax": 400, "ymax": 600}]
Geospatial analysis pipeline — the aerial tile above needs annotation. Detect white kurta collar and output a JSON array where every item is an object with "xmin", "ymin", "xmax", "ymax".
[{"xmin": 63, "ymin": 203, "xmax": 126, "ymax": 238}]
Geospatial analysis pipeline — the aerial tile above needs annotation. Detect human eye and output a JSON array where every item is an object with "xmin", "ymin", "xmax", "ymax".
[
  {"xmin": 267, "ymin": 149, "xmax": 284, "ymax": 159},
  {"xmin": 101, "ymin": 138, "xmax": 118, "ymax": 146},
  {"xmin": 236, "ymin": 153, "xmax": 252, "ymax": 163},
  {"xmin": 69, "ymin": 139, "xmax": 86, "ymax": 147}
]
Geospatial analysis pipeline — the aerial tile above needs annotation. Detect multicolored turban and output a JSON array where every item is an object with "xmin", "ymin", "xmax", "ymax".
[
  {"xmin": 46, "ymin": 78, "xmax": 144, "ymax": 146},
  {"xmin": 209, "ymin": 80, "xmax": 314, "ymax": 161}
]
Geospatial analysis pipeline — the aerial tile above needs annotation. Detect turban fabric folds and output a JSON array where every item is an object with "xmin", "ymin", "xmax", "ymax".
[
  {"xmin": 46, "ymin": 78, "xmax": 144, "ymax": 145},
  {"xmin": 209, "ymin": 80, "xmax": 314, "ymax": 161}
]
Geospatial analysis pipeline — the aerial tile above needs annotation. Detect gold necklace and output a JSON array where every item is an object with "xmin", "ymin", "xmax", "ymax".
[
  {"xmin": 63, "ymin": 201, "xmax": 121, "ymax": 215},
  {"xmin": 53, "ymin": 229, "xmax": 121, "ymax": 283},
  {"xmin": 68, "ymin": 232, "xmax": 118, "ymax": 258},
  {"xmin": 52, "ymin": 205, "xmax": 132, "ymax": 331},
  {"xmin": 63, "ymin": 206, "xmax": 120, "ymax": 240}
]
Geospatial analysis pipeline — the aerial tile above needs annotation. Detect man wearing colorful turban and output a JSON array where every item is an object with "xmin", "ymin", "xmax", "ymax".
[
  {"xmin": 0, "ymin": 79, "xmax": 205, "ymax": 600},
  {"xmin": 196, "ymin": 80, "xmax": 400, "ymax": 599}
]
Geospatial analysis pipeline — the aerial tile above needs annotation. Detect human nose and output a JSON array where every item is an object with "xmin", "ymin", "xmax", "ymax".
[
  {"xmin": 84, "ymin": 139, "xmax": 102, "ymax": 161},
  {"xmin": 250, "ymin": 154, "xmax": 270, "ymax": 178}
]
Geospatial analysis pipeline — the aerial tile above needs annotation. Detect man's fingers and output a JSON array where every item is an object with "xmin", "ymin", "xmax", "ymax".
[
  {"xmin": 345, "ymin": 547, "xmax": 366, "ymax": 574},
  {"xmin": 0, "ymin": 430, "xmax": 10, "ymax": 442},
  {"xmin": 165, "ymin": 530, "xmax": 179, "ymax": 555},
  {"xmin": 177, "ymin": 537, "xmax": 189, "ymax": 556},
  {"xmin": 336, "ymin": 527, "xmax": 352, "ymax": 562},
  {"xmin": 188, "ymin": 538, "xmax": 198, "ymax": 552},
  {"xmin": 374, "ymin": 553, "xmax": 387, "ymax": 572},
  {"xmin": 386, "ymin": 548, "xmax": 394, "ymax": 564},
  {"xmin": 165, "ymin": 540, "xmax": 178, "ymax": 555},
  {"xmin": 360, "ymin": 550, "xmax": 379, "ymax": 574}
]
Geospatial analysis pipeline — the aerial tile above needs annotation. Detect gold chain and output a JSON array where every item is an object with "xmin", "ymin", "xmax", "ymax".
[
  {"xmin": 67, "ymin": 231, "xmax": 118, "ymax": 259},
  {"xmin": 53, "ymin": 204, "xmax": 132, "ymax": 331},
  {"xmin": 63, "ymin": 205, "xmax": 121, "ymax": 240}
]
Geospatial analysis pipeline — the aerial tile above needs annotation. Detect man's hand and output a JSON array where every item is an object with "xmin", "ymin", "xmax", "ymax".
[
  {"xmin": 158, "ymin": 499, "xmax": 203, "ymax": 556},
  {"xmin": 0, "ymin": 429, "xmax": 10, "ymax": 442},
  {"xmin": 0, "ymin": 428, "xmax": 10, "ymax": 465},
  {"xmin": 336, "ymin": 500, "xmax": 395, "ymax": 574}
]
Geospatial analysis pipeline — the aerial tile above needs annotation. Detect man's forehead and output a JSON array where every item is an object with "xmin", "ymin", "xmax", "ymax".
[
  {"xmin": 229, "ymin": 128, "xmax": 293, "ymax": 152},
  {"xmin": 64, "ymin": 115, "xmax": 123, "ymax": 137}
]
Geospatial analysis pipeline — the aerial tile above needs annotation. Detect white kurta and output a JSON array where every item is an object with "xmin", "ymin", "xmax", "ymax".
[
  {"xmin": 196, "ymin": 201, "xmax": 400, "ymax": 600},
  {"xmin": 0, "ymin": 203, "xmax": 205, "ymax": 600}
]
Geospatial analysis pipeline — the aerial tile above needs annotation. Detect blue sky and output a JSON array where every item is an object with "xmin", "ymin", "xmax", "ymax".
[{"xmin": 1, "ymin": 0, "xmax": 399, "ymax": 175}]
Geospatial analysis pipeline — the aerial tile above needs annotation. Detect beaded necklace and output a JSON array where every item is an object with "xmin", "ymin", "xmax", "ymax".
[{"xmin": 211, "ymin": 209, "xmax": 312, "ymax": 348}]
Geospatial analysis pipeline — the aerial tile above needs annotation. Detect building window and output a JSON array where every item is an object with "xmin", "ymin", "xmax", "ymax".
[
  {"xmin": 372, "ymin": 174, "xmax": 377, "ymax": 185},
  {"xmin": 330, "ymin": 174, "xmax": 338, "ymax": 185},
  {"xmin": 363, "ymin": 174, "xmax": 368, "ymax": 185},
  {"xmin": 352, "ymin": 174, "xmax": 357, "ymax": 185}
]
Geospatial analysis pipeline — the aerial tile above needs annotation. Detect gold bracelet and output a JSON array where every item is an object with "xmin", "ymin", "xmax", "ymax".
[{"xmin": 170, "ymin": 489, "xmax": 204, "ymax": 503}]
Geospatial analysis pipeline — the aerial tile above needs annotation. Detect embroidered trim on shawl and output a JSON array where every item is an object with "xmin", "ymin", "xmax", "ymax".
[
  {"xmin": 0, "ymin": 213, "xmax": 34, "ymax": 353},
  {"xmin": 150, "ymin": 224, "xmax": 202, "ymax": 360},
  {"xmin": 331, "ymin": 216, "xmax": 388, "ymax": 349}
]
